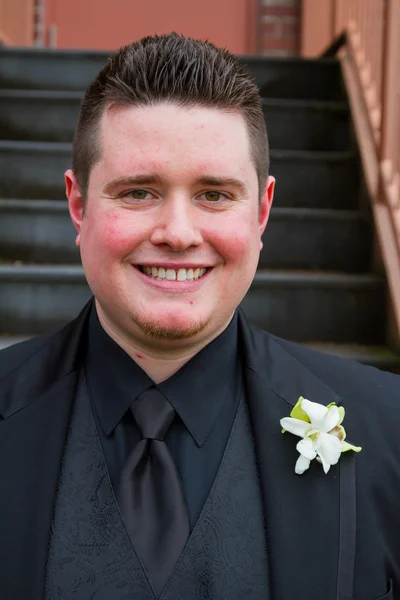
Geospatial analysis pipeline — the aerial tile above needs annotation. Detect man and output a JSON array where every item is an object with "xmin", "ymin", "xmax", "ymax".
[{"xmin": 0, "ymin": 33, "xmax": 399, "ymax": 600}]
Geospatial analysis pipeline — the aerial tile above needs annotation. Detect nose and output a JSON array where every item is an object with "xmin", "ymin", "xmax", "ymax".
[{"xmin": 150, "ymin": 195, "xmax": 203, "ymax": 251}]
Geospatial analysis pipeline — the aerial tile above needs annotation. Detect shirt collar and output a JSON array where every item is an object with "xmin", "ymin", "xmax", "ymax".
[{"xmin": 85, "ymin": 306, "xmax": 240, "ymax": 446}]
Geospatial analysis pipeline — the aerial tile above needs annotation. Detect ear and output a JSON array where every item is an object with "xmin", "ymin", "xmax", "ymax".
[
  {"xmin": 65, "ymin": 169, "xmax": 84, "ymax": 247},
  {"xmin": 259, "ymin": 176, "xmax": 275, "ymax": 250}
]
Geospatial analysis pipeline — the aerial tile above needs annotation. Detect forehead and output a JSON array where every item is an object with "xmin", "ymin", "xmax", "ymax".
[{"xmin": 97, "ymin": 102, "xmax": 254, "ymax": 179}]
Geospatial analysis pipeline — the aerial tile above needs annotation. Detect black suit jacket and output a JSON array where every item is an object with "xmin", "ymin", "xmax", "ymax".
[{"xmin": 0, "ymin": 301, "xmax": 399, "ymax": 600}]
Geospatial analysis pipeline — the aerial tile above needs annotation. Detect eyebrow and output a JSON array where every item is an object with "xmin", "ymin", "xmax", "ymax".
[
  {"xmin": 102, "ymin": 174, "xmax": 248, "ymax": 195},
  {"xmin": 103, "ymin": 174, "xmax": 163, "ymax": 195},
  {"xmin": 194, "ymin": 176, "xmax": 247, "ymax": 194}
]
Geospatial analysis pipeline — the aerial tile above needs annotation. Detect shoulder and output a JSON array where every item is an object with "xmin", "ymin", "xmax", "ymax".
[
  {"xmin": 246, "ymin": 319, "xmax": 400, "ymax": 419},
  {"xmin": 248, "ymin": 317, "xmax": 396, "ymax": 375},
  {"xmin": 247, "ymin": 318, "xmax": 399, "ymax": 394},
  {"xmin": 0, "ymin": 302, "xmax": 91, "ymax": 387},
  {"xmin": 274, "ymin": 335, "xmax": 400, "ymax": 396},
  {"xmin": 0, "ymin": 331, "xmax": 58, "ymax": 381}
]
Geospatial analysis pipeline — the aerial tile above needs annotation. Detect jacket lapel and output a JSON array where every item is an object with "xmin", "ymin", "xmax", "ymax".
[
  {"xmin": 0, "ymin": 301, "xmax": 92, "ymax": 599},
  {"xmin": 239, "ymin": 311, "xmax": 357, "ymax": 600},
  {"xmin": 0, "ymin": 374, "xmax": 78, "ymax": 598}
]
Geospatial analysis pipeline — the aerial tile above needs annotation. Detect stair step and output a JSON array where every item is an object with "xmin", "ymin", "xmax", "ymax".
[
  {"xmin": 0, "ymin": 90, "xmax": 81, "ymax": 143},
  {"xmin": 0, "ymin": 200, "xmax": 78, "ymax": 263},
  {"xmin": 0, "ymin": 265, "xmax": 385, "ymax": 342},
  {"xmin": 242, "ymin": 57, "xmax": 345, "ymax": 101},
  {"xmin": 263, "ymin": 99, "xmax": 350, "ymax": 152},
  {"xmin": 0, "ymin": 47, "xmax": 344, "ymax": 100},
  {"xmin": 240, "ymin": 270, "xmax": 385, "ymax": 343},
  {"xmin": 0, "ymin": 90, "xmax": 350, "ymax": 152},
  {"xmin": 0, "ymin": 141, "xmax": 360, "ymax": 209},
  {"xmin": 0, "ymin": 47, "xmax": 109, "ymax": 92},
  {"xmin": 271, "ymin": 150, "xmax": 360, "ymax": 208},
  {"xmin": 0, "ymin": 200, "xmax": 372, "ymax": 272},
  {"xmin": 261, "ymin": 207, "xmax": 371, "ymax": 271}
]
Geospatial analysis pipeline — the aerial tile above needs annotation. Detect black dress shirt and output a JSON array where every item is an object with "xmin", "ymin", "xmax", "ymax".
[{"xmin": 84, "ymin": 305, "xmax": 243, "ymax": 530}]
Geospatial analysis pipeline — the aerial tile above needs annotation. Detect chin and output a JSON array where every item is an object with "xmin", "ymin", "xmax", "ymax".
[{"xmin": 131, "ymin": 309, "xmax": 212, "ymax": 341}]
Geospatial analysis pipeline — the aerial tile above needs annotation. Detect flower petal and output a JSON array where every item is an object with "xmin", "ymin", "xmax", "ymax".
[
  {"xmin": 296, "ymin": 438, "xmax": 317, "ymax": 460},
  {"xmin": 329, "ymin": 425, "xmax": 346, "ymax": 441},
  {"xmin": 316, "ymin": 432, "xmax": 342, "ymax": 473},
  {"xmin": 301, "ymin": 399, "xmax": 328, "ymax": 428},
  {"xmin": 289, "ymin": 396, "xmax": 311, "ymax": 423},
  {"xmin": 321, "ymin": 405, "xmax": 340, "ymax": 433},
  {"xmin": 341, "ymin": 440, "xmax": 362, "ymax": 453},
  {"xmin": 337, "ymin": 406, "xmax": 345, "ymax": 425},
  {"xmin": 326, "ymin": 404, "xmax": 345, "ymax": 425},
  {"xmin": 295, "ymin": 454, "xmax": 311, "ymax": 475},
  {"xmin": 280, "ymin": 417, "xmax": 311, "ymax": 438}
]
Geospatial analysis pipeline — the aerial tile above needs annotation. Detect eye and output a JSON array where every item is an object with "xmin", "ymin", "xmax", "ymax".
[
  {"xmin": 128, "ymin": 189, "xmax": 150, "ymax": 200},
  {"xmin": 201, "ymin": 191, "xmax": 226, "ymax": 203}
]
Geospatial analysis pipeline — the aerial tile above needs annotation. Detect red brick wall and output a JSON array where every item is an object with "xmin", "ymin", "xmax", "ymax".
[
  {"xmin": 260, "ymin": 0, "xmax": 301, "ymax": 57},
  {"xmin": 32, "ymin": 0, "xmax": 301, "ymax": 54}
]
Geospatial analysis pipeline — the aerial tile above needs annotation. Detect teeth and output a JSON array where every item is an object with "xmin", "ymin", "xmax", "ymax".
[
  {"xmin": 166, "ymin": 269, "xmax": 176, "ymax": 281},
  {"xmin": 177, "ymin": 269, "xmax": 187, "ymax": 281},
  {"xmin": 140, "ymin": 266, "xmax": 207, "ymax": 281}
]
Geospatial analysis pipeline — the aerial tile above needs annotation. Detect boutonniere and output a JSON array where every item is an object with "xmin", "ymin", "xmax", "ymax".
[{"xmin": 280, "ymin": 397, "xmax": 362, "ymax": 475}]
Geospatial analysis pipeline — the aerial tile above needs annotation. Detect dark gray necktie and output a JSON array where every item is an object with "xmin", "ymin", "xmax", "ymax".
[{"xmin": 116, "ymin": 389, "xmax": 190, "ymax": 597}]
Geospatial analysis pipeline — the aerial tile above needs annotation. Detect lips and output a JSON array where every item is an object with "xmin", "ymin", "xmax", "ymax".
[{"xmin": 138, "ymin": 266, "xmax": 208, "ymax": 281}]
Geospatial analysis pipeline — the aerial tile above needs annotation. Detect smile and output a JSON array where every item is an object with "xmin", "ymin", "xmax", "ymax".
[{"xmin": 138, "ymin": 266, "xmax": 209, "ymax": 281}]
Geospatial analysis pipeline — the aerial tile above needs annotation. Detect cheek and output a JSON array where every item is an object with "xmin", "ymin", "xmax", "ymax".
[
  {"xmin": 210, "ymin": 217, "xmax": 260, "ymax": 264},
  {"xmin": 81, "ymin": 211, "xmax": 144, "ymax": 258}
]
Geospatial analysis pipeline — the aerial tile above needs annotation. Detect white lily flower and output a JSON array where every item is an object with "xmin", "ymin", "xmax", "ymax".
[{"xmin": 280, "ymin": 398, "xmax": 344, "ymax": 474}]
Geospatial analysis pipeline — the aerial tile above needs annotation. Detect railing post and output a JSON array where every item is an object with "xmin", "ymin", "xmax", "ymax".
[
  {"xmin": 379, "ymin": 0, "xmax": 400, "ymax": 210},
  {"xmin": 34, "ymin": 0, "xmax": 46, "ymax": 47}
]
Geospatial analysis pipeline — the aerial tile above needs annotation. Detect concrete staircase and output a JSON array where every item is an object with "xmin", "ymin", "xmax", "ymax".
[{"xmin": 1, "ymin": 47, "xmax": 399, "ymax": 370}]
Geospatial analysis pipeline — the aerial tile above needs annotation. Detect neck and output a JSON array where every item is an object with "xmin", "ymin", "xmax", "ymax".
[{"xmin": 95, "ymin": 305, "xmax": 234, "ymax": 383}]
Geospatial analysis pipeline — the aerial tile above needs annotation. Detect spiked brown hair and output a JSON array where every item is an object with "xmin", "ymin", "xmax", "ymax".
[{"xmin": 72, "ymin": 33, "xmax": 269, "ymax": 202}]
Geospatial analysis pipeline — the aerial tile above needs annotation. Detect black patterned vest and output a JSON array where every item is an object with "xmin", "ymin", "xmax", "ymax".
[{"xmin": 45, "ymin": 374, "xmax": 270, "ymax": 600}]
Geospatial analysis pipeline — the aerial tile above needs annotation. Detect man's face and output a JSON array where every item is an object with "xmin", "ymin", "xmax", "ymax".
[{"xmin": 67, "ymin": 102, "xmax": 274, "ymax": 348}]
